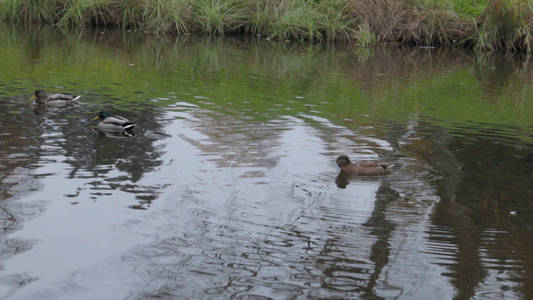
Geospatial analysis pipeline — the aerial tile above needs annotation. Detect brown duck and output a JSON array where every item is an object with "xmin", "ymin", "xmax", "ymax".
[
  {"xmin": 32, "ymin": 89, "xmax": 81, "ymax": 105},
  {"xmin": 336, "ymin": 155, "xmax": 393, "ymax": 175}
]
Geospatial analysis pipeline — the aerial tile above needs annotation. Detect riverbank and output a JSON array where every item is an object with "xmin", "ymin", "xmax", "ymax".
[{"xmin": 1, "ymin": 0, "xmax": 532, "ymax": 52}]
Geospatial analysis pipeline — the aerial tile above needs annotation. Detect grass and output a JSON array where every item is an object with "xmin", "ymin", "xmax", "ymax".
[
  {"xmin": 142, "ymin": 0, "xmax": 192, "ymax": 34},
  {"xmin": 355, "ymin": 24, "xmax": 375, "ymax": 47},
  {"xmin": 474, "ymin": 0, "xmax": 533, "ymax": 52},
  {"xmin": 0, "ymin": 0, "xmax": 56, "ymax": 23},
  {"xmin": 0, "ymin": 0, "xmax": 533, "ymax": 51},
  {"xmin": 193, "ymin": 0, "xmax": 245, "ymax": 35}
]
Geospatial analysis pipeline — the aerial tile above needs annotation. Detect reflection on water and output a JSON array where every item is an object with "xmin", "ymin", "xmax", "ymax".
[{"xmin": 0, "ymin": 26, "xmax": 532, "ymax": 299}]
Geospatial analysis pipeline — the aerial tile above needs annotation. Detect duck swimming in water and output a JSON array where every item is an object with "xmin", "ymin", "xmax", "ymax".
[
  {"xmin": 32, "ymin": 89, "xmax": 81, "ymax": 105},
  {"xmin": 92, "ymin": 110, "xmax": 136, "ymax": 133},
  {"xmin": 336, "ymin": 155, "xmax": 393, "ymax": 175}
]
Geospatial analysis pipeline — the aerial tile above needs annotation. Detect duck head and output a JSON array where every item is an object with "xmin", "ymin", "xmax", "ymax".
[
  {"xmin": 93, "ymin": 110, "xmax": 110, "ymax": 120},
  {"xmin": 336, "ymin": 155, "xmax": 351, "ymax": 168},
  {"xmin": 32, "ymin": 89, "xmax": 46, "ymax": 102}
]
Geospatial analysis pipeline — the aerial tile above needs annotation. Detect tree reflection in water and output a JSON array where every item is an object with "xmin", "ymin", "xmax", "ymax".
[{"xmin": 409, "ymin": 123, "xmax": 533, "ymax": 298}]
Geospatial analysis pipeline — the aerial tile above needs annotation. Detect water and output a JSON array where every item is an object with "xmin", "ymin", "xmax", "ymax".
[{"xmin": 0, "ymin": 26, "xmax": 532, "ymax": 299}]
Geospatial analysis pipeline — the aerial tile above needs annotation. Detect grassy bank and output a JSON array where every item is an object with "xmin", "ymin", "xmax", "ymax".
[{"xmin": 1, "ymin": 0, "xmax": 533, "ymax": 51}]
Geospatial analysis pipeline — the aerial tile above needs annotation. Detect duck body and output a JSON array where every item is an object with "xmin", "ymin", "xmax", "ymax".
[
  {"xmin": 32, "ymin": 89, "xmax": 81, "ymax": 105},
  {"xmin": 93, "ymin": 110, "xmax": 136, "ymax": 133},
  {"xmin": 336, "ymin": 155, "xmax": 393, "ymax": 175}
]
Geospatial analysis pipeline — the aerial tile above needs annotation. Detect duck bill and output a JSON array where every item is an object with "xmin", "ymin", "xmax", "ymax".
[
  {"xmin": 31, "ymin": 95, "xmax": 36, "ymax": 101},
  {"xmin": 92, "ymin": 115, "xmax": 100, "ymax": 120}
]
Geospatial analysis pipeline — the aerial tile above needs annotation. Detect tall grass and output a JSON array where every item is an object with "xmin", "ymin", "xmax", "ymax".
[
  {"xmin": 57, "ymin": 0, "xmax": 93, "ymax": 27},
  {"xmin": 1, "ymin": 0, "xmax": 533, "ymax": 51},
  {"xmin": 142, "ymin": 0, "xmax": 191, "ymax": 34},
  {"xmin": 474, "ymin": 0, "xmax": 533, "ymax": 52},
  {"xmin": 317, "ymin": 1, "xmax": 354, "ymax": 42},
  {"xmin": 0, "ymin": 0, "xmax": 56, "ymax": 24},
  {"xmin": 193, "ymin": 0, "xmax": 244, "ymax": 35},
  {"xmin": 355, "ymin": 24, "xmax": 375, "ymax": 47},
  {"xmin": 268, "ymin": 1, "xmax": 321, "ymax": 41}
]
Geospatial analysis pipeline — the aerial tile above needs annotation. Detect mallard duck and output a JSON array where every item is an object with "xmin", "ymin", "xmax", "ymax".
[
  {"xmin": 92, "ymin": 110, "xmax": 136, "ymax": 132},
  {"xmin": 32, "ymin": 89, "xmax": 81, "ymax": 105},
  {"xmin": 336, "ymin": 155, "xmax": 393, "ymax": 175}
]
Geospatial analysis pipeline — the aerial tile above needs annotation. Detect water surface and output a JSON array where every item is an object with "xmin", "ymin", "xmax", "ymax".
[{"xmin": 0, "ymin": 27, "xmax": 532, "ymax": 299}]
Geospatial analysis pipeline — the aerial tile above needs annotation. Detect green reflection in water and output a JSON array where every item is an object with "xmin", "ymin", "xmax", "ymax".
[{"xmin": 0, "ymin": 26, "xmax": 532, "ymax": 141}]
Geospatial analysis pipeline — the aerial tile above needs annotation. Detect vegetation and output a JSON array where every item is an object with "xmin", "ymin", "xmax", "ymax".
[{"xmin": 1, "ymin": 0, "xmax": 533, "ymax": 51}]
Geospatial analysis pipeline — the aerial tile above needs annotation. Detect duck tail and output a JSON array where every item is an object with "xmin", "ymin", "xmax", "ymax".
[
  {"xmin": 122, "ymin": 122, "xmax": 136, "ymax": 130},
  {"xmin": 72, "ymin": 95, "xmax": 81, "ymax": 101},
  {"xmin": 123, "ymin": 130, "xmax": 136, "ymax": 137}
]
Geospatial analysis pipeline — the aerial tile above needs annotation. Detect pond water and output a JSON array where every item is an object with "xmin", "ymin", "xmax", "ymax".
[{"xmin": 0, "ymin": 26, "xmax": 532, "ymax": 299}]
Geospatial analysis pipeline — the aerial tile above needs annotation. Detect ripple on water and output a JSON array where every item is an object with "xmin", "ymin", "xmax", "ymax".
[{"xmin": 0, "ymin": 32, "xmax": 532, "ymax": 300}]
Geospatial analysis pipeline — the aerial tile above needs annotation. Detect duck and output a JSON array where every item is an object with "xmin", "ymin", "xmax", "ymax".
[
  {"xmin": 336, "ymin": 155, "xmax": 393, "ymax": 175},
  {"xmin": 92, "ymin": 110, "xmax": 136, "ymax": 133},
  {"xmin": 32, "ymin": 89, "xmax": 81, "ymax": 105}
]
